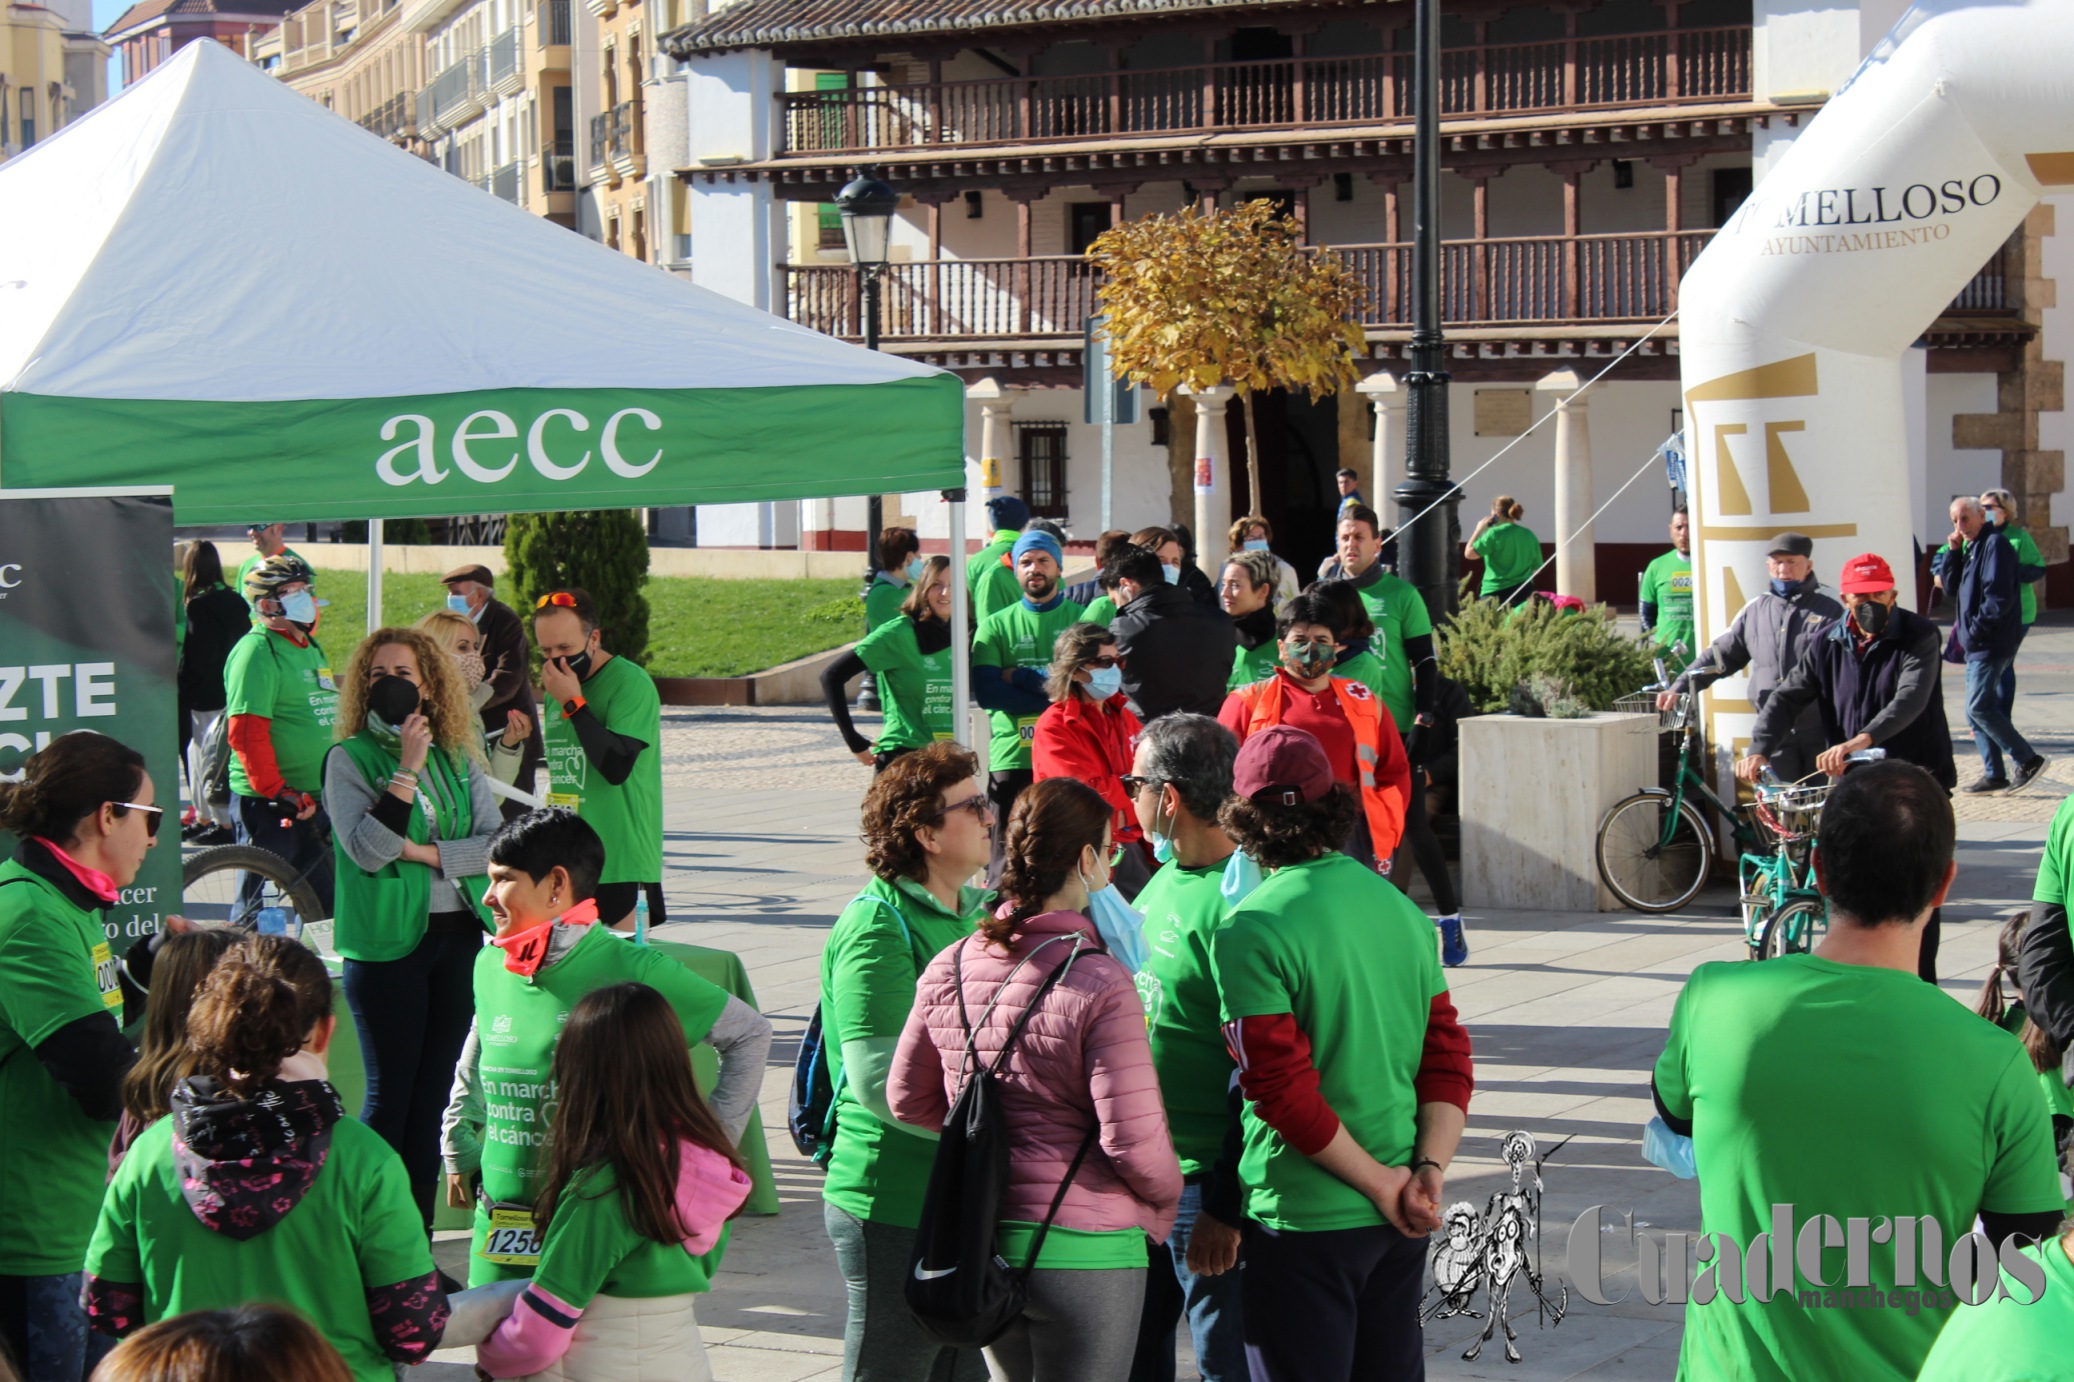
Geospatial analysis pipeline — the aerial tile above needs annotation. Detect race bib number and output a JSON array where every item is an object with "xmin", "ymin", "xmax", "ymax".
[
  {"xmin": 482, "ymin": 1206, "xmax": 543, "ymax": 1266},
  {"xmin": 92, "ymin": 941, "xmax": 122, "ymax": 1012},
  {"xmin": 316, "ymin": 666, "xmax": 337, "ymax": 692},
  {"xmin": 546, "ymin": 791, "xmax": 582, "ymax": 810},
  {"xmin": 1017, "ymin": 716, "xmax": 1041, "ymax": 743}
]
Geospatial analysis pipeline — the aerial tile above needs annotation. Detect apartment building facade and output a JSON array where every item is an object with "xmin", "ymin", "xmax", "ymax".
[
  {"xmin": 662, "ymin": 0, "xmax": 2067, "ymax": 595},
  {"xmin": 415, "ymin": 0, "xmax": 575, "ymax": 222},
  {"xmin": 104, "ymin": 0, "xmax": 290, "ymax": 86},
  {"xmin": 268, "ymin": 0, "xmax": 421, "ymax": 143},
  {"xmin": 5, "ymin": 0, "xmax": 107, "ymax": 158},
  {"xmin": 569, "ymin": 0, "xmax": 697, "ymax": 269}
]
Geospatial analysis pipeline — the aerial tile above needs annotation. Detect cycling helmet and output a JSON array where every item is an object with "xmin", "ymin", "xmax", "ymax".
[{"xmin": 242, "ymin": 552, "xmax": 317, "ymax": 605}]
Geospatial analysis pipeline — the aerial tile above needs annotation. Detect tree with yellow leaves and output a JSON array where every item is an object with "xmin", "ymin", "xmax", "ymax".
[{"xmin": 1086, "ymin": 198, "xmax": 1369, "ymax": 516}]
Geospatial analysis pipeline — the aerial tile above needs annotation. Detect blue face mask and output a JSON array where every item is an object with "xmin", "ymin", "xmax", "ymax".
[
  {"xmin": 1143, "ymin": 787, "xmax": 1174, "ymax": 863},
  {"xmin": 906, "ymin": 557, "xmax": 926, "ymax": 582},
  {"xmin": 1242, "ymin": 539, "xmax": 1270, "ymax": 553},
  {"xmin": 446, "ymin": 592, "xmax": 472, "ymax": 614},
  {"xmin": 1080, "ymin": 865, "xmax": 1149, "ymax": 973},
  {"xmin": 1161, "ymin": 564, "xmax": 1181, "ymax": 585},
  {"xmin": 277, "ymin": 589, "xmax": 317, "ymax": 625},
  {"xmin": 1769, "ymin": 577, "xmax": 1801, "ymax": 598},
  {"xmin": 1220, "ymin": 850, "xmax": 1264, "ymax": 908},
  {"xmin": 1084, "ymin": 664, "xmax": 1123, "ymax": 701}
]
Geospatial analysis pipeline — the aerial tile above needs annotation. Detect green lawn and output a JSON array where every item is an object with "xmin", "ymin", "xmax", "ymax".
[{"xmin": 307, "ymin": 570, "xmax": 861, "ymax": 678}]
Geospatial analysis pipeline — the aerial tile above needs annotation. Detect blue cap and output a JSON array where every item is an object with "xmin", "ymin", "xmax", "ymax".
[
  {"xmin": 1011, "ymin": 529, "xmax": 1063, "ymax": 568},
  {"xmin": 986, "ymin": 495, "xmax": 1030, "ymax": 531}
]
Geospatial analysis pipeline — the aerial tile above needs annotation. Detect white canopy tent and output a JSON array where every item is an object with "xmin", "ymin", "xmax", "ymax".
[{"xmin": 0, "ymin": 39, "xmax": 974, "ymax": 740}]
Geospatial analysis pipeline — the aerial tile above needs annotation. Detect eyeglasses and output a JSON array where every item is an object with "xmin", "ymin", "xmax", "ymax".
[
  {"xmin": 1118, "ymin": 775, "xmax": 1161, "ymax": 795},
  {"xmin": 933, "ymin": 795, "xmax": 993, "ymax": 823},
  {"xmin": 1083, "ymin": 655, "xmax": 1123, "ymax": 670},
  {"xmin": 534, "ymin": 591, "xmax": 580, "ymax": 611},
  {"xmin": 111, "ymin": 801, "xmax": 163, "ymax": 839}
]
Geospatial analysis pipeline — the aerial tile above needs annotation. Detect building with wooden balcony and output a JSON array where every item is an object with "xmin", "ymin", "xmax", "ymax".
[
  {"xmin": 567, "ymin": 0, "xmax": 697, "ymax": 276},
  {"xmin": 663, "ymin": 0, "xmax": 2068, "ymax": 598}
]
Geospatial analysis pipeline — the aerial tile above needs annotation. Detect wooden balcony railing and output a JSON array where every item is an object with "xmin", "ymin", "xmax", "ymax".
[
  {"xmin": 779, "ymin": 229, "xmax": 2014, "ymax": 342},
  {"xmin": 779, "ymin": 26, "xmax": 1751, "ymax": 156}
]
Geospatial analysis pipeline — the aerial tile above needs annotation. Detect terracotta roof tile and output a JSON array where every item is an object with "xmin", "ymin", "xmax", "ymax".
[{"xmin": 665, "ymin": 0, "xmax": 1374, "ymax": 56}]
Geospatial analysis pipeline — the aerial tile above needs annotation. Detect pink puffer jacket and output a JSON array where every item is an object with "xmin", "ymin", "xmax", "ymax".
[{"xmin": 888, "ymin": 910, "xmax": 1182, "ymax": 1242}]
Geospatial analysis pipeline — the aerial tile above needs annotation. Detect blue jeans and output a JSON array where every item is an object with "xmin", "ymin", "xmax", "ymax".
[
  {"xmin": 1996, "ymin": 624, "xmax": 2029, "ymax": 725},
  {"xmin": 1129, "ymin": 1182, "xmax": 1248, "ymax": 1382},
  {"xmin": 1965, "ymin": 654, "xmax": 2036, "ymax": 778},
  {"xmin": 0, "ymin": 1271, "xmax": 114, "ymax": 1382}
]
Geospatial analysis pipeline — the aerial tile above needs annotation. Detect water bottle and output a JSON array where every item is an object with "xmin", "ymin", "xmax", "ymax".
[
  {"xmin": 255, "ymin": 906, "xmax": 294, "ymax": 938},
  {"xmin": 634, "ymin": 889, "xmax": 650, "ymax": 947}
]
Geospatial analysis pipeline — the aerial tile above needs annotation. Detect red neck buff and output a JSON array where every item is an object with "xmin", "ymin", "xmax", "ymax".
[{"xmin": 492, "ymin": 897, "xmax": 599, "ymax": 977}]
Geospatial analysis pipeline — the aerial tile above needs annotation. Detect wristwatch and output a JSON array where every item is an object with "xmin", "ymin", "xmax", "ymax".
[{"xmin": 562, "ymin": 694, "xmax": 586, "ymax": 719}]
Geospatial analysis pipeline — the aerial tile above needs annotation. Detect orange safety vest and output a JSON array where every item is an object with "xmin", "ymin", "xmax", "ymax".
[{"xmin": 1231, "ymin": 673, "xmax": 1409, "ymax": 860}]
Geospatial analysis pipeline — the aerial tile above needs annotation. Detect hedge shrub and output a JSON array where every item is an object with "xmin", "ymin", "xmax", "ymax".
[
  {"xmin": 1439, "ymin": 591, "xmax": 1655, "ymax": 715},
  {"xmin": 504, "ymin": 510, "xmax": 653, "ymax": 667}
]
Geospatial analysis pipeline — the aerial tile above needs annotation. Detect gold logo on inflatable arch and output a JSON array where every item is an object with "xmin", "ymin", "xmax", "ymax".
[{"xmin": 1684, "ymin": 354, "xmax": 1854, "ymax": 540}]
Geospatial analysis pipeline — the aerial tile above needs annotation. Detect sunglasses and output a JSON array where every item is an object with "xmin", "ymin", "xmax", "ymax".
[
  {"xmin": 534, "ymin": 591, "xmax": 580, "ymax": 611},
  {"xmin": 1083, "ymin": 655, "xmax": 1123, "ymax": 670},
  {"xmin": 934, "ymin": 795, "xmax": 993, "ymax": 823},
  {"xmin": 1118, "ymin": 775, "xmax": 1161, "ymax": 795},
  {"xmin": 111, "ymin": 801, "xmax": 163, "ymax": 839}
]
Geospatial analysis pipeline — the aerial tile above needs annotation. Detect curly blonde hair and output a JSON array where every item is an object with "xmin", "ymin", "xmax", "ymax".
[{"xmin": 334, "ymin": 626, "xmax": 483, "ymax": 761}]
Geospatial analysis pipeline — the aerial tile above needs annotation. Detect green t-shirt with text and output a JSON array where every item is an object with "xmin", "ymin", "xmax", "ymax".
[
  {"xmin": 864, "ymin": 576, "xmax": 907, "ymax": 633},
  {"xmin": 1641, "ymin": 549, "xmax": 1696, "ymax": 661},
  {"xmin": 88, "ymin": 1115, "xmax": 432, "ymax": 1382},
  {"xmin": 1134, "ymin": 860, "xmax": 1236, "ymax": 1176},
  {"xmin": 1350, "ymin": 570, "xmax": 1432, "ymax": 729},
  {"xmin": 1473, "ymin": 522, "xmax": 1542, "ymax": 594},
  {"xmin": 0, "ymin": 857, "xmax": 126, "ymax": 1274},
  {"xmin": 819, "ymin": 875, "xmax": 988, "ymax": 1227},
  {"xmin": 855, "ymin": 618, "xmax": 954, "ymax": 752},
  {"xmin": 971, "ymin": 597, "xmax": 1085, "ymax": 771},
  {"xmin": 1214, "ymin": 853, "xmax": 1444, "ymax": 1231},
  {"xmin": 542, "ymin": 654, "xmax": 663, "ymax": 885},
  {"xmin": 532, "ymin": 1161, "xmax": 730, "ymax": 1306},
  {"xmin": 223, "ymin": 629, "xmax": 339, "ymax": 796},
  {"xmin": 1652, "ymin": 955, "xmax": 2064, "ymax": 1382},
  {"xmin": 969, "ymin": 532, "xmax": 1021, "ymax": 625},
  {"xmin": 468, "ymin": 925, "xmax": 729, "ymax": 1284},
  {"xmin": 1231, "ymin": 640, "xmax": 1279, "ymax": 690}
]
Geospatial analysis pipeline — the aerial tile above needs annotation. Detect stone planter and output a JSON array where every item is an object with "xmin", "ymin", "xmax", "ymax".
[{"xmin": 1460, "ymin": 711, "xmax": 1660, "ymax": 913}]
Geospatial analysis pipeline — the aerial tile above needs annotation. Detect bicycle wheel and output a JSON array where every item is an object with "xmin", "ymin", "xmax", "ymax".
[
  {"xmin": 1596, "ymin": 793, "xmax": 1714, "ymax": 912},
  {"xmin": 1758, "ymin": 898, "xmax": 1828, "ymax": 960},
  {"xmin": 182, "ymin": 844, "xmax": 326, "ymax": 935}
]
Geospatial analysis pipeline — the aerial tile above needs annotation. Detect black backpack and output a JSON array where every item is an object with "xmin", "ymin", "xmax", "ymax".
[
  {"xmin": 789, "ymin": 895, "xmax": 914, "ymax": 1164},
  {"xmin": 907, "ymin": 933, "xmax": 1099, "ymax": 1349}
]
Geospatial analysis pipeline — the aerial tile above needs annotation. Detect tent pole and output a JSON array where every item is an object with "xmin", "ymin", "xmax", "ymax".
[
  {"xmin": 367, "ymin": 521, "xmax": 384, "ymax": 633},
  {"xmin": 945, "ymin": 487, "xmax": 971, "ymax": 751}
]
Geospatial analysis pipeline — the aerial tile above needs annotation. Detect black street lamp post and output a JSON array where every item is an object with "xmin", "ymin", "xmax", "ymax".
[
  {"xmin": 1392, "ymin": 0, "xmax": 1460, "ymax": 619},
  {"xmin": 837, "ymin": 173, "xmax": 899, "ymax": 711}
]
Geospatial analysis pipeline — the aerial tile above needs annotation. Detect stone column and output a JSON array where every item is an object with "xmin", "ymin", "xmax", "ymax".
[
  {"xmin": 1355, "ymin": 371, "xmax": 1404, "ymax": 508},
  {"xmin": 1537, "ymin": 368, "xmax": 1595, "ymax": 602},
  {"xmin": 966, "ymin": 377, "xmax": 1024, "ymax": 506},
  {"xmin": 1182, "ymin": 382, "xmax": 1235, "ymax": 552}
]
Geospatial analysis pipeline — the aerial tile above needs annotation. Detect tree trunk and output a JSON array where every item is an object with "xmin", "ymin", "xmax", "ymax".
[{"xmin": 1241, "ymin": 389, "xmax": 1263, "ymax": 518}]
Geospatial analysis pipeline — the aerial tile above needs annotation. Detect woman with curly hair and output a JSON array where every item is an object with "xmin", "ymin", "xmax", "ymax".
[
  {"xmin": 1211, "ymin": 726, "xmax": 1471, "ymax": 1382},
  {"xmin": 890, "ymin": 777, "xmax": 1180, "ymax": 1382},
  {"xmin": 322, "ymin": 624, "xmax": 501, "ymax": 1228},
  {"xmin": 816, "ymin": 742, "xmax": 996, "ymax": 1382}
]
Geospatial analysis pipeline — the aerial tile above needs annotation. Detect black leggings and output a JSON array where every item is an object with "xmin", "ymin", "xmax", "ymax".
[
  {"xmin": 341, "ymin": 917, "xmax": 481, "ymax": 1229},
  {"xmin": 1391, "ymin": 775, "xmax": 1458, "ymax": 915}
]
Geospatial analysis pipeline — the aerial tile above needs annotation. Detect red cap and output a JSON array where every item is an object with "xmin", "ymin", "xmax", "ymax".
[
  {"xmin": 1233, "ymin": 726, "xmax": 1337, "ymax": 805},
  {"xmin": 1838, "ymin": 553, "xmax": 1895, "ymax": 594}
]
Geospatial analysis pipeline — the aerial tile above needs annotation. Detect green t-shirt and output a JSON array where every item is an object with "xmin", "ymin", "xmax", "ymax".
[
  {"xmin": 0, "ymin": 857, "xmax": 125, "ymax": 1274},
  {"xmin": 1082, "ymin": 594, "xmax": 1118, "ymax": 628},
  {"xmin": 864, "ymin": 576, "xmax": 907, "ymax": 633},
  {"xmin": 820, "ymin": 875, "xmax": 988, "ymax": 1228},
  {"xmin": 468, "ymin": 925, "xmax": 730, "ymax": 1284},
  {"xmin": 1213, "ymin": 853, "xmax": 1444, "ymax": 1232},
  {"xmin": 2030, "ymin": 796, "xmax": 2074, "ymax": 910},
  {"xmin": 223, "ymin": 629, "xmax": 339, "ymax": 797},
  {"xmin": 236, "ymin": 544, "xmax": 306, "ymax": 615},
  {"xmin": 88, "ymin": 1114, "xmax": 433, "ymax": 1382},
  {"xmin": 995, "ymin": 1220, "xmax": 1146, "ymax": 1269},
  {"xmin": 971, "ymin": 597, "xmax": 1085, "ymax": 771},
  {"xmin": 1641, "ymin": 549, "xmax": 1696, "ymax": 660},
  {"xmin": 1349, "ymin": 570, "xmax": 1432, "ymax": 729},
  {"xmin": 1651, "ymin": 955, "xmax": 2065, "ymax": 1382},
  {"xmin": 541, "ymin": 655, "xmax": 663, "ymax": 885},
  {"xmin": 969, "ymin": 532, "xmax": 1021, "ymax": 625},
  {"xmin": 1134, "ymin": 859, "xmax": 1236, "ymax": 1176},
  {"xmin": 1915, "ymin": 1237, "xmax": 2074, "ymax": 1382},
  {"xmin": 1472, "ymin": 521, "xmax": 1542, "ymax": 594},
  {"xmin": 1231, "ymin": 640, "xmax": 1279, "ymax": 691},
  {"xmin": 855, "ymin": 618, "xmax": 954, "ymax": 753},
  {"xmin": 532, "ymin": 1161, "xmax": 730, "ymax": 1306}
]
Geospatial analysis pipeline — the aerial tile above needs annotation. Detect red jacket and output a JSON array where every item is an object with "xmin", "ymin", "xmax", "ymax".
[
  {"xmin": 1221, "ymin": 672, "xmax": 1411, "ymax": 861},
  {"xmin": 1032, "ymin": 693, "xmax": 1144, "ymax": 844}
]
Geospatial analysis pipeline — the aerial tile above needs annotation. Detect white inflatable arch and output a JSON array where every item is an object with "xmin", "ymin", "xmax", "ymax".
[{"xmin": 1678, "ymin": 0, "xmax": 2074, "ymax": 753}]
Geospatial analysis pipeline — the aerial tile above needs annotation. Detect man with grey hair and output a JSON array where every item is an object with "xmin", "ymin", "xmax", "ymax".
[
  {"xmin": 1124, "ymin": 714, "xmax": 1247, "ymax": 1382},
  {"xmin": 1947, "ymin": 495, "xmax": 2047, "ymax": 792}
]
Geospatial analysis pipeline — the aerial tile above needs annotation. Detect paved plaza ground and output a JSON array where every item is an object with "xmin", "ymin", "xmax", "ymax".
[{"xmin": 415, "ymin": 615, "xmax": 2074, "ymax": 1381}]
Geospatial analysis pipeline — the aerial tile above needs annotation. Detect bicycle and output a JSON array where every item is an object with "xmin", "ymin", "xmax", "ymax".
[
  {"xmin": 1740, "ymin": 776, "xmax": 1828, "ymax": 959},
  {"xmin": 181, "ymin": 841, "xmax": 329, "ymax": 942},
  {"xmin": 1594, "ymin": 689, "xmax": 1762, "ymax": 912}
]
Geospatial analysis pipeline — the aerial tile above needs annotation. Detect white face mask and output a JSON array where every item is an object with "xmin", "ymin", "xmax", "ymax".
[{"xmin": 1161, "ymin": 564, "xmax": 1182, "ymax": 585}]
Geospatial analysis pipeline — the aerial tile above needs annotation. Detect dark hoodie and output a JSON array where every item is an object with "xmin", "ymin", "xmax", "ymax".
[
  {"xmin": 1233, "ymin": 605, "xmax": 1278, "ymax": 652},
  {"xmin": 170, "ymin": 1075, "xmax": 344, "ymax": 1240}
]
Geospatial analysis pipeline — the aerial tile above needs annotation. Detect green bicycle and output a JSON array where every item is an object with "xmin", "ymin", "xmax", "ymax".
[
  {"xmin": 1595, "ymin": 690, "xmax": 1762, "ymax": 912},
  {"xmin": 1741, "ymin": 776, "xmax": 1828, "ymax": 958}
]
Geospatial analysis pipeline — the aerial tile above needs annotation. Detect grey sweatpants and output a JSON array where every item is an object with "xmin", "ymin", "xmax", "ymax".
[
  {"xmin": 985, "ymin": 1266, "xmax": 1147, "ymax": 1382},
  {"xmin": 823, "ymin": 1201, "xmax": 989, "ymax": 1382}
]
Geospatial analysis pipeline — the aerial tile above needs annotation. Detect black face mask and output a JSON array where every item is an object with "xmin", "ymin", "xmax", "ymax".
[
  {"xmin": 1851, "ymin": 601, "xmax": 1891, "ymax": 637},
  {"xmin": 368, "ymin": 674, "xmax": 421, "ymax": 725},
  {"xmin": 559, "ymin": 647, "xmax": 594, "ymax": 682}
]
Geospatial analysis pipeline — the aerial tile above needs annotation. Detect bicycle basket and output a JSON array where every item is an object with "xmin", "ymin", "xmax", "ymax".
[
  {"xmin": 1613, "ymin": 691, "xmax": 1686, "ymax": 732},
  {"xmin": 1753, "ymin": 782, "xmax": 1829, "ymax": 844}
]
